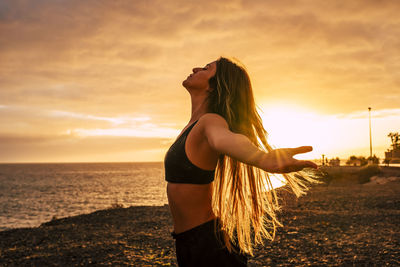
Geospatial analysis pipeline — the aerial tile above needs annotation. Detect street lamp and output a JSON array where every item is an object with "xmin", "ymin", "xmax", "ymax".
[{"xmin": 368, "ymin": 107, "xmax": 372, "ymax": 163}]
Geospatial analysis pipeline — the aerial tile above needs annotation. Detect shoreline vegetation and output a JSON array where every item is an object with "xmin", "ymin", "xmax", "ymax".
[{"xmin": 1, "ymin": 166, "xmax": 399, "ymax": 266}]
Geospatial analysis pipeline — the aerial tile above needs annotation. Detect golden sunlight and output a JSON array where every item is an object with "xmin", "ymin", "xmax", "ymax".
[
  {"xmin": 259, "ymin": 104, "xmax": 320, "ymax": 190},
  {"xmin": 260, "ymin": 104, "xmax": 319, "ymax": 154},
  {"xmin": 260, "ymin": 103, "xmax": 349, "ymax": 160},
  {"xmin": 259, "ymin": 103, "xmax": 397, "ymax": 162}
]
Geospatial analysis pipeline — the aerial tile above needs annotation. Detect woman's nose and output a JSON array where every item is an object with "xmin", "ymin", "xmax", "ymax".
[{"xmin": 192, "ymin": 67, "xmax": 201, "ymax": 73}]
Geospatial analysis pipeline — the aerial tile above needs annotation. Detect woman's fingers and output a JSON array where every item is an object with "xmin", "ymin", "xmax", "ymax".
[
  {"xmin": 279, "ymin": 160, "xmax": 317, "ymax": 173},
  {"xmin": 298, "ymin": 160, "xmax": 318, "ymax": 169},
  {"xmin": 282, "ymin": 160, "xmax": 317, "ymax": 173},
  {"xmin": 290, "ymin": 146, "xmax": 313, "ymax": 155}
]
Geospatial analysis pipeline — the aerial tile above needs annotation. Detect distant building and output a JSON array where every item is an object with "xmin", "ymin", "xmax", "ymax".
[
  {"xmin": 385, "ymin": 148, "xmax": 400, "ymax": 163},
  {"xmin": 385, "ymin": 132, "xmax": 400, "ymax": 164}
]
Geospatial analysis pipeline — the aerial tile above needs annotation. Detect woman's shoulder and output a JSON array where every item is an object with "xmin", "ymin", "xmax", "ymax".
[{"xmin": 198, "ymin": 113, "xmax": 229, "ymax": 128}]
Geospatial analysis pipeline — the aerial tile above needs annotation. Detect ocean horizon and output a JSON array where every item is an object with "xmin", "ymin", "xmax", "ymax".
[{"xmin": 0, "ymin": 162, "xmax": 167, "ymax": 231}]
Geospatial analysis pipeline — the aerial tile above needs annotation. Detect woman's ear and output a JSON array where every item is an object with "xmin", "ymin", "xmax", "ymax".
[{"xmin": 208, "ymin": 76, "xmax": 217, "ymax": 91}]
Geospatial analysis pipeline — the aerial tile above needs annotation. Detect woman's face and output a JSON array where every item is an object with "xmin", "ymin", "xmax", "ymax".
[{"xmin": 182, "ymin": 61, "xmax": 217, "ymax": 92}]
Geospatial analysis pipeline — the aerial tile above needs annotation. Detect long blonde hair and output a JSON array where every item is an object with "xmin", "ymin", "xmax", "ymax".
[{"xmin": 207, "ymin": 57, "xmax": 317, "ymax": 255}]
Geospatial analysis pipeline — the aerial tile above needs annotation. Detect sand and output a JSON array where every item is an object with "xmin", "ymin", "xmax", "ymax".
[{"xmin": 1, "ymin": 175, "xmax": 399, "ymax": 266}]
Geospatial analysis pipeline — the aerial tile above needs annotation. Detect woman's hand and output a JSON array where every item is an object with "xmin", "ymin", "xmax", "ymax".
[{"xmin": 260, "ymin": 146, "xmax": 318, "ymax": 173}]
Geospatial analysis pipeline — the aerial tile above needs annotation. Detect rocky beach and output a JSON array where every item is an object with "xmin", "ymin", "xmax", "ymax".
[{"xmin": 1, "ymin": 166, "xmax": 399, "ymax": 266}]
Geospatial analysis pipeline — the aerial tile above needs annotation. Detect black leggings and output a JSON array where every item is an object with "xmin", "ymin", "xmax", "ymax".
[{"xmin": 171, "ymin": 219, "xmax": 248, "ymax": 267}]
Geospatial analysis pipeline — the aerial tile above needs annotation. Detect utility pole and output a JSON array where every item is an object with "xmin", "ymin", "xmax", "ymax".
[{"xmin": 368, "ymin": 107, "xmax": 372, "ymax": 162}]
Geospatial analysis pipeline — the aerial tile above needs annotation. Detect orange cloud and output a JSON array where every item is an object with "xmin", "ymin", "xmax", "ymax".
[{"xmin": 0, "ymin": 0, "xmax": 399, "ymax": 162}]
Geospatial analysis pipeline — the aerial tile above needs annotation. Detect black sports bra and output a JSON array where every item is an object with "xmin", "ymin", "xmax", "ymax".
[{"xmin": 164, "ymin": 120, "xmax": 215, "ymax": 184}]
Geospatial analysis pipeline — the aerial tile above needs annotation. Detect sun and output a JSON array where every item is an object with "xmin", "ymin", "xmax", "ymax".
[
  {"xmin": 258, "ymin": 103, "xmax": 323, "ymax": 160},
  {"xmin": 258, "ymin": 103, "xmax": 326, "ymax": 189}
]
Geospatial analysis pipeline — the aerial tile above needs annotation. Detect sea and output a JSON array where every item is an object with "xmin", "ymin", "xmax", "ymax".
[
  {"xmin": 0, "ymin": 162, "xmax": 167, "ymax": 231},
  {"xmin": 2, "ymin": 161, "xmax": 398, "ymax": 232}
]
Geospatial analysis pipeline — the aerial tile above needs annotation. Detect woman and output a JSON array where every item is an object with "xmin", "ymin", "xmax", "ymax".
[{"xmin": 164, "ymin": 57, "xmax": 318, "ymax": 266}]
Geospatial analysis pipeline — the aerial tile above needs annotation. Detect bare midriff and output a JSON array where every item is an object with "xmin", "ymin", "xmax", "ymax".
[{"xmin": 167, "ymin": 182, "xmax": 216, "ymax": 234}]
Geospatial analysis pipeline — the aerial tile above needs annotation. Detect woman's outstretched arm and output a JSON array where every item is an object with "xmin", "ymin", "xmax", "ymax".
[{"xmin": 200, "ymin": 113, "xmax": 318, "ymax": 173}]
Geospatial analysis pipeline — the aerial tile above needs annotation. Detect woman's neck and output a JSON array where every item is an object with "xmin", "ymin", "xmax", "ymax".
[{"xmin": 190, "ymin": 92, "xmax": 209, "ymax": 123}]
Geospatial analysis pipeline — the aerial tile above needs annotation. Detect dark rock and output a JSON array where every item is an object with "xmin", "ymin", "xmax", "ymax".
[{"xmin": 1, "ymin": 182, "xmax": 399, "ymax": 266}]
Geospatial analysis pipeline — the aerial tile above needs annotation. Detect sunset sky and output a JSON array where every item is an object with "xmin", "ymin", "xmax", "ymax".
[{"xmin": 0, "ymin": 0, "xmax": 399, "ymax": 163}]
